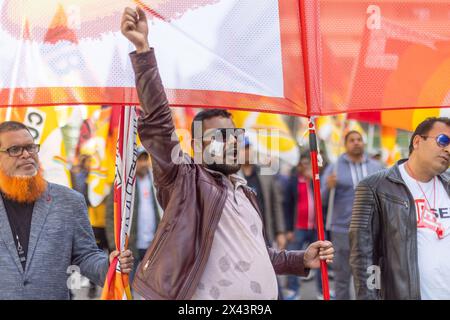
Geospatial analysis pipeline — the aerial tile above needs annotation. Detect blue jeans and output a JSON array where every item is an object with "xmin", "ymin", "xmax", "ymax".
[{"xmin": 286, "ymin": 229, "xmax": 323, "ymax": 294}]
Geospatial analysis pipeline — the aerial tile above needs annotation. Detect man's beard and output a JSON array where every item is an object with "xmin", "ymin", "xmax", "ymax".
[
  {"xmin": 350, "ymin": 147, "xmax": 364, "ymax": 157},
  {"xmin": 206, "ymin": 163, "xmax": 241, "ymax": 176},
  {"xmin": 0, "ymin": 168, "xmax": 47, "ymax": 203}
]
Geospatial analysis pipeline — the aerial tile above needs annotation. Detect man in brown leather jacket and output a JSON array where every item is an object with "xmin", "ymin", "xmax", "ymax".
[{"xmin": 121, "ymin": 6, "xmax": 334, "ymax": 300}]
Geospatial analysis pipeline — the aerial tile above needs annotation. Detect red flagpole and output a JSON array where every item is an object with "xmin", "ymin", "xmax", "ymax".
[
  {"xmin": 298, "ymin": 0, "xmax": 330, "ymax": 300},
  {"xmin": 308, "ymin": 118, "xmax": 330, "ymax": 300}
]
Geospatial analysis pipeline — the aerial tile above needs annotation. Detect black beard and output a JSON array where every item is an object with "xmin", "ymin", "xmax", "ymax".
[
  {"xmin": 206, "ymin": 163, "xmax": 241, "ymax": 175},
  {"xmin": 351, "ymin": 148, "xmax": 364, "ymax": 157}
]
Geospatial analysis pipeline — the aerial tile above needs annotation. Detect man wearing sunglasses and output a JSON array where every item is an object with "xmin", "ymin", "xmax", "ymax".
[
  {"xmin": 350, "ymin": 117, "xmax": 450, "ymax": 300},
  {"xmin": 121, "ymin": 6, "xmax": 334, "ymax": 300},
  {"xmin": 0, "ymin": 121, "xmax": 134, "ymax": 299}
]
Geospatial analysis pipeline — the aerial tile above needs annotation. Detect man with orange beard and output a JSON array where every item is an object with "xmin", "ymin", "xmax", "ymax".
[{"xmin": 0, "ymin": 121, "xmax": 134, "ymax": 300}]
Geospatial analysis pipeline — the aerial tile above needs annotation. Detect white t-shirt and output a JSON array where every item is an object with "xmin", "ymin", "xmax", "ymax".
[
  {"xmin": 399, "ymin": 163, "xmax": 450, "ymax": 300},
  {"xmin": 136, "ymin": 175, "xmax": 157, "ymax": 250}
]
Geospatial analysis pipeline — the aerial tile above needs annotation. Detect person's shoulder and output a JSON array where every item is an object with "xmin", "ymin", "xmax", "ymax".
[
  {"xmin": 367, "ymin": 159, "xmax": 385, "ymax": 173},
  {"xmin": 338, "ymin": 153, "xmax": 349, "ymax": 161},
  {"xmin": 368, "ymin": 157, "xmax": 384, "ymax": 167},
  {"xmin": 322, "ymin": 161, "xmax": 335, "ymax": 173},
  {"xmin": 48, "ymin": 182, "xmax": 85, "ymax": 202},
  {"xmin": 440, "ymin": 170, "xmax": 450, "ymax": 185},
  {"xmin": 46, "ymin": 183, "xmax": 89, "ymax": 219},
  {"xmin": 359, "ymin": 167, "xmax": 390, "ymax": 189}
]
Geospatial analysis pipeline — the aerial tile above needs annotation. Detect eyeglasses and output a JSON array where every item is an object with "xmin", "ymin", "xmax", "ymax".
[
  {"xmin": 202, "ymin": 128, "xmax": 245, "ymax": 142},
  {"xmin": 0, "ymin": 144, "xmax": 40, "ymax": 157},
  {"xmin": 421, "ymin": 134, "xmax": 450, "ymax": 148}
]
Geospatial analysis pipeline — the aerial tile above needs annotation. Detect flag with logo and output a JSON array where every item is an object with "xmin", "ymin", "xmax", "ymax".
[{"xmin": 101, "ymin": 106, "xmax": 138, "ymax": 300}]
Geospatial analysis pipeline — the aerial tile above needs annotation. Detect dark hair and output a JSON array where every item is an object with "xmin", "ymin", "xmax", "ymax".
[
  {"xmin": 0, "ymin": 121, "xmax": 31, "ymax": 147},
  {"xmin": 409, "ymin": 117, "xmax": 450, "ymax": 155},
  {"xmin": 78, "ymin": 154, "xmax": 92, "ymax": 171},
  {"xmin": 299, "ymin": 150, "xmax": 311, "ymax": 163},
  {"xmin": 344, "ymin": 130, "xmax": 362, "ymax": 143},
  {"xmin": 137, "ymin": 152, "xmax": 149, "ymax": 161},
  {"xmin": 191, "ymin": 109, "xmax": 232, "ymax": 138}
]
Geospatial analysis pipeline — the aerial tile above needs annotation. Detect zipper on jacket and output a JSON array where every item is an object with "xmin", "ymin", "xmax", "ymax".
[
  {"xmin": 143, "ymin": 224, "xmax": 171, "ymax": 272},
  {"xmin": 387, "ymin": 173, "xmax": 421, "ymax": 299},
  {"xmin": 178, "ymin": 188, "xmax": 226, "ymax": 299},
  {"xmin": 399, "ymin": 182, "xmax": 421, "ymax": 299},
  {"xmin": 379, "ymin": 192, "xmax": 409, "ymax": 209}
]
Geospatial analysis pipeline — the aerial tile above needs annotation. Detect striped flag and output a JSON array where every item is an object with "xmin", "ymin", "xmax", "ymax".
[{"xmin": 101, "ymin": 106, "xmax": 138, "ymax": 300}]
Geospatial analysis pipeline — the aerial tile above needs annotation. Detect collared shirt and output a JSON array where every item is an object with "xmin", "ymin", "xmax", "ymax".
[{"xmin": 191, "ymin": 170, "xmax": 278, "ymax": 300}]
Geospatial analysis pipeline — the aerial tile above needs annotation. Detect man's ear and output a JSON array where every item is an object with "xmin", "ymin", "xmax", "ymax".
[{"xmin": 412, "ymin": 134, "xmax": 422, "ymax": 152}]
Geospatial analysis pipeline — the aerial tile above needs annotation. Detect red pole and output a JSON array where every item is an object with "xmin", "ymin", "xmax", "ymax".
[
  {"xmin": 297, "ymin": 0, "xmax": 330, "ymax": 300},
  {"xmin": 308, "ymin": 118, "xmax": 330, "ymax": 300}
]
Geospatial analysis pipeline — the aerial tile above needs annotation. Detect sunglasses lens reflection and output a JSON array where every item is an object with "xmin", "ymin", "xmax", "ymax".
[{"xmin": 436, "ymin": 134, "xmax": 450, "ymax": 147}]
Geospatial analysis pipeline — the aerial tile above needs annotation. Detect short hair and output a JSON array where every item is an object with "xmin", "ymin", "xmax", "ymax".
[
  {"xmin": 137, "ymin": 152, "xmax": 149, "ymax": 161},
  {"xmin": 191, "ymin": 109, "xmax": 232, "ymax": 138},
  {"xmin": 0, "ymin": 121, "xmax": 31, "ymax": 147},
  {"xmin": 299, "ymin": 150, "xmax": 311, "ymax": 163},
  {"xmin": 409, "ymin": 117, "xmax": 450, "ymax": 155},
  {"xmin": 344, "ymin": 130, "xmax": 362, "ymax": 144}
]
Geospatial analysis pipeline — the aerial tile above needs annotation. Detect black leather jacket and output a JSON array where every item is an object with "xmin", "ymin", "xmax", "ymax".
[{"xmin": 349, "ymin": 159, "xmax": 450, "ymax": 300}]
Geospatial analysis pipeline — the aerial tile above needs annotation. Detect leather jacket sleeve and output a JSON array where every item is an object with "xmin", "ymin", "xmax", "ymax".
[
  {"xmin": 349, "ymin": 180, "xmax": 381, "ymax": 300},
  {"xmin": 268, "ymin": 247, "xmax": 310, "ymax": 277},
  {"xmin": 131, "ymin": 49, "xmax": 185, "ymax": 194}
]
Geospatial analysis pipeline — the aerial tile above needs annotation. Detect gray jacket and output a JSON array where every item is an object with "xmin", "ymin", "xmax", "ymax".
[
  {"xmin": 259, "ymin": 173, "xmax": 286, "ymax": 243},
  {"xmin": 0, "ymin": 183, "xmax": 109, "ymax": 300},
  {"xmin": 321, "ymin": 154, "xmax": 384, "ymax": 233}
]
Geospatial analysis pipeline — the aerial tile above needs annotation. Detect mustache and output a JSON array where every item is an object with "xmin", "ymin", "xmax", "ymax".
[{"xmin": 17, "ymin": 161, "xmax": 37, "ymax": 167}]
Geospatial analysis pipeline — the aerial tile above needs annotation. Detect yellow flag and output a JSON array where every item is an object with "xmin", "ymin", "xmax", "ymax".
[
  {"xmin": 0, "ymin": 106, "xmax": 71, "ymax": 186},
  {"xmin": 231, "ymin": 111, "xmax": 299, "ymax": 166},
  {"xmin": 81, "ymin": 107, "xmax": 117, "ymax": 208}
]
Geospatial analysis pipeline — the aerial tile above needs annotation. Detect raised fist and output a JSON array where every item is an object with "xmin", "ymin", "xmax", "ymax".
[{"xmin": 121, "ymin": 7, "xmax": 150, "ymax": 53}]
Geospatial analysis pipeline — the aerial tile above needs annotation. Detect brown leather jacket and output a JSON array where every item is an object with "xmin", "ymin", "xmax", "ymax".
[{"xmin": 131, "ymin": 49, "xmax": 309, "ymax": 300}]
